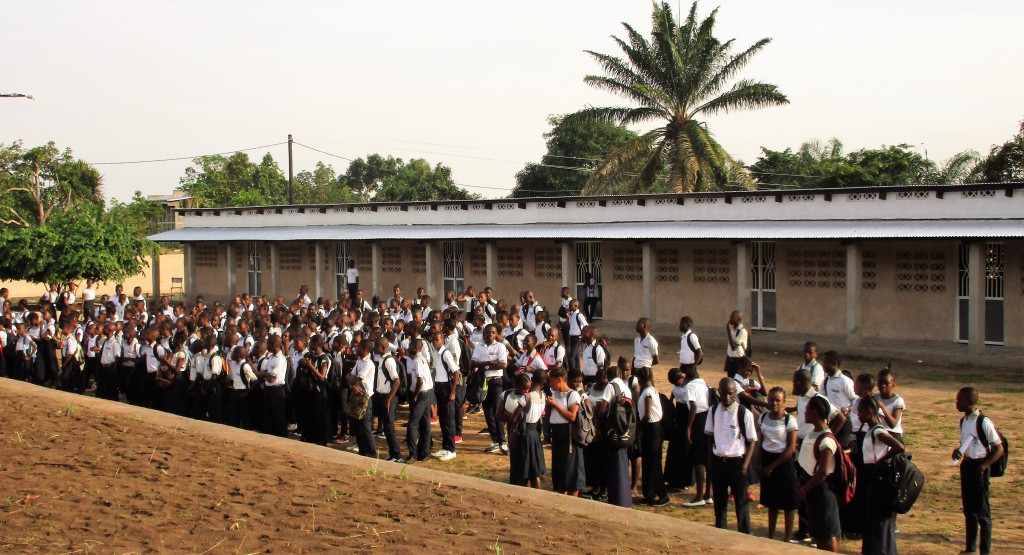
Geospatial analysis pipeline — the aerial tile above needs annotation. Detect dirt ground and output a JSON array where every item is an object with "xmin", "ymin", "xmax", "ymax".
[{"xmin": 0, "ymin": 340, "xmax": 1020, "ymax": 554}]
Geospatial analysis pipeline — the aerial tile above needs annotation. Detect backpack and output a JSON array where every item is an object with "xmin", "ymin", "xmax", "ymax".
[
  {"xmin": 503, "ymin": 390, "xmax": 532, "ymax": 436},
  {"xmin": 457, "ymin": 339, "xmax": 472, "ymax": 378},
  {"xmin": 345, "ymin": 386, "xmax": 370, "ymax": 420},
  {"xmin": 572, "ymin": 395, "xmax": 596, "ymax": 448},
  {"xmin": 604, "ymin": 382, "xmax": 637, "ymax": 449},
  {"xmin": 591, "ymin": 339, "xmax": 610, "ymax": 373},
  {"xmin": 682, "ymin": 332, "xmax": 703, "ymax": 365},
  {"xmin": 55, "ymin": 291, "xmax": 68, "ymax": 312},
  {"xmin": 878, "ymin": 448, "xmax": 924, "ymax": 514},
  {"xmin": 813, "ymin": 431, "xmax": 857, "ymax": 506},
  {"xmin": 970, "ymin": 412, "xmax": 1009, "ymax": 478},
  {"xmin": 710, "ymin": 403, "xmax": 750, "ymax": 450},
  {"xmin": 326, "ymin": 355, "xmax": 345, "ymax": 394},
  {"xmin": 658, "ymin": 392, "xmax": 675, "ymax": 437},
  {"xmin": 380, "ymin": 353, "xmax": 408, "ymax": 398}
]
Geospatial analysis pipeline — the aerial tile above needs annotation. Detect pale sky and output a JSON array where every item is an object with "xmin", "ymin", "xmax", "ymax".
[{"xmin": 2, "ymin": 1, "xmax": 1022, "ymax": 203}]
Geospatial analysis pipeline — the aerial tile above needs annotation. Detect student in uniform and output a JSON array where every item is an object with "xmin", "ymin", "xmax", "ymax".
[
  {"xmin": 874, "ymin": 368, "xmax": 905, "ymax": 442},
  {"xmin": 405, "ymin": 337, "xmax": 434, "ymax": 461},
  {"xmin": 664, "ymin": 367, "xmax": 692, "ymax": 490},
  {"xmin": 602, "ymin": 362, "xmax": 633, "ymax": 507},
  {"xmin": 704, "ymin": 377, "xmax": 757, "ymax": 533},
  {"xmin": 724, "ymin": 311, "xmax": 748, "ymax": 376},
  {"xmin": 584, "ymin": 367, "xmax": 610, "ymax": 500},
  {"xmin": 14, "ymin": 322, "xmax": 36, "ymax": 383},
  {"xmin": 565, "ymin": 300, "xmax": 587, "ymax": 372},
  {"xmin": 682, "ymin": 368, "xmax": 713, "ymax": 508},
  {"xmin": 821, "ymin": 351, "xmax": 856, "ymax": 447},
  {"xmin": 371, "ymin": 338, "xmax": 402, "ymax": 461},
  {"xmin": 579, "ymin": 325, "xmax": 607, "ymax": 387},
  {"xmin": 499, "ymin": 371, "xmax": 545, "ymax": 488},
  {"xmin": 857, "ymin": 395, "xmax": 904, "ymax": 555},
  {"xmin": 473, "ymin": 324, "xmax": 509, "ymax": 455},
  {"xmin": 797, "ymin": 396, "xmax": 842, "ymax": 553},
  {"xmin": 59, "ymin": 322, "xmax": 81, "ymax": 393},
  {"xmin": 430, "ymin": 331, "xmax": 459, "ymax": 462},
  {"xmin": 799, "ymin": 342, "xmax": 825, "ymax": 391},
  {"xmin": 259, "ymin": 335, "xmax": 289, "ymax": 437},
  {"xmin": 632, "ymin": 317, "xmax": 659, "ymax": 375},
  {"xmin": 756, "ymin": 386, "xmax": 800, "ymax": 542},
  {"xmin": 203, "ymin": 335, "xmax": 225, "ymax": 423},
  {"xmin": 637, "ymin": 366, "xmax": 670, "ymax": 506},
  {"xmin": 547, "ymin": 366, "xmax": 584, "ymax": 496},
  {"xmin": 348, "ymin": 339, "xmax": 378, "ymax": 458},
  {"xmin": 954, "ymin": 387, "xmax": 1004, "ymax": 555},
  {"xmin": 514, "ymin": 334, "xmax": 547, "ymax": 379}
]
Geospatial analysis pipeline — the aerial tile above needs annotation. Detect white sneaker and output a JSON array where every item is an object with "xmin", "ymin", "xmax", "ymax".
[
  {"xmin": 483, "ymin": 443, "xmax": 501, "ymax": 453},
  {"xmin": 681, "ymin": 499, "xmax": 706, "ymax": 507},
  {"xmin": 430, "ymin": 449, "xmax": 447, "ymax": 458},
  {"xmin": 439, "ymin": 451, "xmax": 456, "ymax": 462},
  {"xmin": 499, "ymin": 443, "xmax": 509, "ymax": 455}
]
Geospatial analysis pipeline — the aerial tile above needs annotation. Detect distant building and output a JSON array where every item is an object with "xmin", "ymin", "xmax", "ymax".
[
  {"xmin": 145, "ymin": 189, "xmax": 191, "ymax": 231},
  {"xmin": 149, "ymin": 183, "xmax": 1024, "ymax": 353}
]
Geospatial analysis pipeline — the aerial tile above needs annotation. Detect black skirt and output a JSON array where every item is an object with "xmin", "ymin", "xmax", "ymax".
[
  {"xmin": 664, "ymin": 402, "xmax": 693, "ymax": 488},
  {"xmin": 759, "ymin": 449, "xmax": 799, "ymax": 510},
  {"xmin": 799, "ymin": 469, "xmax": 841, "ymax": 541},
  {"xmin": 688, "ymin": 411, "xmax": 709, "ymax": 467},
  {"xmin": 584, "ymin": 437, "xmax": 608, "ymax": 488},
  {"xmin": 550, "ymin": 423, "xmax": 585, "ymax": 493},
  {"xmin": 510, "ymin": 423, "xmax": 545, "ymax": 483}
]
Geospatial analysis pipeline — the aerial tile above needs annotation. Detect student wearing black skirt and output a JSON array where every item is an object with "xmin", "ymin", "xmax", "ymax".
[
  {"xmin": 500, "ymin": 371, "xmax": 545, "ymax": 488},
  {"xmin": 857, "ymin": 395, "xmax": 903, "ymax": 555},
  {"xmin": 637, "ymin": 367, "xmax": 669, "ymax": 506},
  {"xmin": 756, "ymin": 386, "xmax": 800, "ymax": 541},
  {"xmin": 603, "ymin": 363, "xmax": 633, "ymax": 507},
  {"xmin": 682, "ymin": 365, "xmax": 712, "ymax": 506},
  {"xmin": 584, "ymin": 367, "xmax": 610, "ymax": 500},
  {"xmin": 797, "ymin": 396, "xmax": 842, "ymax": 553},
  {"xmin": 664, "ymin": 367, "xmax": 692, "ymax": 489},
  {"xmin": 546, "ymin": 366, "xmax": 584, "ymax": 496}
]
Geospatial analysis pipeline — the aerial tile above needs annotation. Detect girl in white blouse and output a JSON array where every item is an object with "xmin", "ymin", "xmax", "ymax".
[
  {"xmin": 546, "ymin": 366, "xmax": 584, "ymax": 496},
  {"xmin": 857, "ymin": 395, "xmax": 904, "ymax": 555},
  {"xmin": 637, "ymin": 367, "xmax": 668, "ymax": 506},
  {"xmin": 755, "ymin": 386, "xmax": 799, "ymax": 541}
]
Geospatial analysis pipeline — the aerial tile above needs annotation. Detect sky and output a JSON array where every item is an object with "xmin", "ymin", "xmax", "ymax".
[{"xmin": 2, "ymin": 1, "xmax": 1022, "ymax": 203}]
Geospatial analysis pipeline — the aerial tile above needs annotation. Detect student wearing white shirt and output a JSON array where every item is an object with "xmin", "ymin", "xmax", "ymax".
[
  {"xmin": 955, "ymin": 387, "xmax": 1004, "ymax": 555},
  {"xmin": 755, "ymin": 387, "xmax": 800, "ymax": 542},
  {"xmin": 539, "ymin": 328, "xmax": 565, "ymax": 370},
  {"xmin": 202, "ymin": 336, "xmax": 225, "ymax": 423},
  {"xmin": 520, "ymin": 291, "xmax": 539, "ymax": 333},
  {"xmin": 565, "ymin": 300, "xmax": 587, "ymax": 372},
  {"xmin": 579, "ymin": 326, "xmax": 607, "ymax": 386},
  {"xmin": 514, "ymin": 335, "xmax": 548, "ymax": 379},
  {"xmin": 405, "ymin": 338, "xmax": 434, "ymax": 461},
  {"xmin": 678, "ymin": 317, "xmax": 703, "ymax": 371},
  {"xmin": 798, "ymin": 342, "xmax": 825, "ymax": 391},
  {"xmin": 603, "ymin": 363, "xmax": 633, "ymax": 508},
  {"xmin": 875, "ymin": 367, "xmax": 906, "ymax": 441},
  {"xmin": 796, "ymin": 396, "xmax": 842, "ymax": 552},
  {"xmin": 430, "ymin": 332, "xmax": 459, "ymax": 462},
  {"xmin": 857, "ymin": 396, "xmax": 904, "ymax": 555},
  {"xmin": 260, "ymin": 336, "xmax": 289, "ymax": 437},
  {"xmin": 499, "ymin": 372, "xmax": 545, "ymax": 488},
  {"xmin": 704, "ymin": 378, "xmax": 757, "ymax": 534},
  {"xmin": 140, "ymin": 329, "xmax": 163, "ymax": 409},
  {"xmin": 545, "ymin": 367, "xmax": 584, "ymax": 496},
  {"xmin": 632, "ymin": 318, "xmax": 659, "ymax": 371},
  {"xmin": 820, "ymin": 351, "xmax": 856, "ymax": 447},
  {"xmin": 682, "ymin": 365, "xmax": 713, "ymax": 506},
  {"xmin": 725, "ymin": 310, "xmax": 749, "ymax": 376},
  {"xmin": 370, "ymin": 338, "xmax": 402, "ymax": 460},
  {"xmin": 59, "ymin": 322, "xmax": 81, "ymax": 393},
  {"xmin": 793, "ymin": 369, "xmax": 846, "ymax": 442},
  {"xmin": 636, "ymin": 367, "xmax": 669, "ymax": 506},
  {"xmin": 472, "ymin": 325, "xmax": 509, "ymax": 454},
  {"xmin": 96, "ymin": 325, "xmax": 121, "ymax": 400},
  {"xmin": 347, "ymin": 339, "xmax": 377, "ymax": 458},
  {"xmin": 664, "ymin": 367, "xmax": 692, "ymax": 490},
  {"xmin": 345, "ymin": 260, "xmax": 359, "ymax": 300}
]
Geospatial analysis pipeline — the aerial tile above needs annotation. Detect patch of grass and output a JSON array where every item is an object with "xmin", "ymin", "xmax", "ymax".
[
  {"xmin": 65, "ymin": 403, "xmax": 76, "ymax": 417},
  {"xmin": 365, "ymin": 460, "xmax": 379, "ymax": 477},
  {"xmin": 487, "ymin": 539, "xmax": 503, "ymax": 555},
  {"xmin": 399, "ymin": 465, "xmax": 410, "ymax": 480},
  {"xmin": 330, "ymin": 488, "xmax": 341, "ymax": 502}
]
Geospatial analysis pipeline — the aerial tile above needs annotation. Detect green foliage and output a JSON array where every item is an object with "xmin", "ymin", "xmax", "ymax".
[
  {"xmin": 970, "ymin": 119, "xmax": 1024, "ymax": 183},
  {"xmin": 574, "ymin": 1, "xmax": 788, "ymax": 194},
  {"xmin": 179, "ymin": 152, "xmax": 288, "ymax": 207},
  {"xmin": 108, "ymin": 191, "xmax": 166, "ymax": 237},
  {"xmin": 0, "ymin": 205, "xmax": 152, "ymax": 285},
  {"xmin": 0, "ymin": 140, "xmax": 104, "ymax": 227},
  {"xmin": 374, "ymin": 158, "xmax": 476, "ymax": 202},
  {"xmin": 511, "ymin": 114, "xmax": 639, "ymax": 197},
  {"xmin": 339, "ymin": 154, "xmax": 403, "ymax": 201}
]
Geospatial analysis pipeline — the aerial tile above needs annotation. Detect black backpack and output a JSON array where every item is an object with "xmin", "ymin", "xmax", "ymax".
[
  {"xmin": 572, "ymin": 395, "xmax": 596, "ymax": 448},
  {"xmin": 658, "ymin": 392, "xmax": 675, "ymax": 437},
  {"xmin": 604, "ymin": 382, "xmax": 637, "ymax": 449},
  {"xmin": 879, "ymin": 450, "xmax": 925, "ymax": 514},
  {"xmin": 326, "ymin": 354, "xmax": 345, "ymax": 394},
  {"xmin": 591, "ymin": 339, "xmax": 610, "ymax": 373},
  {"xmin": 380, "ymin": 353, "xmax": 408, "ymax": 398},
  {"xmin": 55, "ymin": 291, "xmax": 68, "ymax": 312},
  {"xmin": 457, "ymin": 339, "xmax": 472, "ymax": 378},
  {"xmin": 969, "ymin": 412, "xmax": 1009, "ymax": 478}
]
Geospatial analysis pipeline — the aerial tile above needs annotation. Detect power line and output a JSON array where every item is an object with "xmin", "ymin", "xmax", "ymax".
[{"xmin": 92, "ymin": 142, "xmax": 287, "ymax": 165}]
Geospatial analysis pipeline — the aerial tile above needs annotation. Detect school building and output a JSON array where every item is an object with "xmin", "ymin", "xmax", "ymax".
[{"xmin": 149, "ymin": 183, "xmax": 1024, "ymax": 354}]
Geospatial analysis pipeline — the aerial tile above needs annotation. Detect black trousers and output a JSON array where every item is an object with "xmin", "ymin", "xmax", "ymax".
[
  {"xmin": 264, "ymin": 386, "xmax": 288, "ymax": 437},
  {"xmin": 372, "ymin": 393, "xmax": 401, "ymax": 459},
  {"xmin": 407, "ymin": 390, "xmax": 434, "ymax": 460},
  {"xmin": 97, "ymin": 364, "xmax": 119, "ymax": 401},
  {"xmin": 640, "ymin": 422, "xmax": 667, "ymax": 501},
  {"xmin": 567, "ymin": 336, "xmax": 581, "ymax": 372},
  {"xmin": 434, "ymin": 382, "xmax": 457, "ymax": 452},
  {"xmin": 961, "ymin": 458, "xmax": 992, "ymax": 554},
  {"xmin": 454, "ymin": 382, "xmax": 467, "ymax": 436},
  {"xmin": 710, "ymin": 455, "xmax": 751, "ymax": 533},
  {"xmin": 354, "ymin": 396, "xmax": 377, "ymax": 457},
  {"xmin": 482, "ymin": 377, "xmax": 505, "ymax": 444}
]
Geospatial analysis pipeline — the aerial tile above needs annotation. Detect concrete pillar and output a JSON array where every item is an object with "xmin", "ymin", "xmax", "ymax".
[
  {"xmin": 226, "ymin": 242, "xmax": 235, "ymax": 296},
  {"xmin": 269, "ymin": 242, "xmax": 279, "ymax": 299},
  {"xmin": 424, "ymin": 242, "xmax": 443, "ymax": 299},
  {"xmin": 183, "ymin": 243, "xmax": 195, "ymax": 299},
  {"xmin": 641, "ymin": 241, "xmax": 655, "ymax": 320},
  {"xmin": 371, "ymin": 242, "xmax": 382, "ymax": 300},
  {"xmin": 735, "ymin": 242, "xmax": 751, "ymax": 315},
  {"xmin": 314, "ymin": 242, "xmax": 323, "ymax": 300},
  {"xmin": 845, "ymin": 242, "xmax": 863, "ymax": 347},
  {"xmin": 967, "ymin": 241, "xmax": 986, "ymax": 355},
  {"xmin": 560, "ymin": 242, "xmax": 573, "ymax": 289},
  {"xmin": 150, "ymin": 252, "xmax": 161, "ymax": 299},
  {"xmin": 485, "ymin": 242, "xmax": 497, "ymax": 288}
]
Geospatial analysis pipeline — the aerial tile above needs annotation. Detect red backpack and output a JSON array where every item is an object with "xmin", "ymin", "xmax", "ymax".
[{"xmin": 814, "ymin": 431, "xmax": 857, "ymax": 506}]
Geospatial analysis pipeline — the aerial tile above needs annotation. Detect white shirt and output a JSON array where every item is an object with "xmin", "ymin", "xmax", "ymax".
[
  {"xmin": 264, "ymin": 352, "xmax": 288, "ymax": 387},
  {"xmin": 679, "ymin": 331, "xmax": 701, "ymax": 365},
  {"xmin": 432, "ymin": 347, "xmax": 457, "ymax": 384},
  {"xmin": 567, "ymin": 310, "xmax": 587, "ymax": 337},
  {"xmin": 875, "ymin": 393, "xmax": 906, "ymax": 434},
  {"xmin": 189, "ymin": 352, "xmax": 206, "ymax": 382},
  {"xmin": 521, "ymin": 303, "xmax": 538, "ymax": 332},
  {"xmin": 671, "ymin": 384, "xmax": 687, "ymax": 404},
  {"xmin": 143, "ymin": 344, "xmax": 161, "ymax": 374},
  {"xmin": 533, "ymin": 321, "xmax": 551, "ymax": 344},
  {"xmin": 796, "ymin": 391, "xmax": 840, "ymax": 439},
  {"xmin": 540, "ymin": 343, "xmax": 564, "ymax": 368},
  {"xmin": 549, "ymin": 389, "xmax": 580, "ymax": 425},
  {"xmin": 602, "ymin": 377, "xmax": 633, "ymax": 402},
  {"xmin": 726, "ymin": 325, "xmax": 748, "ymax": 358},
  {"xmin": 861, "ymin": 425, "xmax": 893, "ymax": 464},
  {"xmin": 515, "ymin": 351, "xmax": 547, "ymax": 375},
  {"xmin": 346, "ymin": 267, "xmax": 359, "ymax": 285},
  {"xmin": 759, "ymin": 413, "xmax": 798, "ymax": 454},
  {"xmin": 374, "ymin": 354, "xmax": 399, "ymax": 395},
  {"xmin": 799, "ymin": 360, "xmax": 825, "ymax": 390},
  {"xmin": 204, "ymin": 348, "xmax": 223, "ymax": 380},
  {"xmin": 959, "ymin": 410, "xmax": 1001, "ymax": 460},
  {"xmin": 409, "ymin": 354, "xmax": 433, "ymax": 393},
  {"xmin": 822, "ymin": 372, "xmax": 856, "ymax": 412},
  {"xmin": 472, "ymin": 341, "xmax": 508, "ymax": 379},
  {"xmin": 82, "ymin": 288, "xmax": 96, "ymax": 301},
  {"xmin": 705, "ymin": 402, "xmax": 757, "ymax": 457},
  {"xmin": 352, "ymin": 356, "xmax": 375, "ymax": 393},
  {"xmin": 581, "ymin": 341, "xmax": 606, "ymax": 377},
  {"xmin": 733, "ymin": 374, "xmax": 761, "ymax": 394},
  {"xmin": 633, "ymin": 334, "xmax": 659, "ymax": 368},
  {"xmin": 798, "ymin": 430, "xmax": 837, "ymax": 475},
  {"xmin": 61, "ymin": 335, "xmax": 79, "ymax": 359},
  {"xmin": 587, "ymin": 384, "xmax": 608, "ymax": 406},
  {"xmin": 684, "ymin": 378, "xmax": 710, "ymax": 414},
  {"xmin": 638, "ymin": 386, "xmax": 663, "ymax": 423}
]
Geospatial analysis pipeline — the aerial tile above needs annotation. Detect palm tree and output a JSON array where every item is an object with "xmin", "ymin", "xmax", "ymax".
[{"xmin": 575, "ymin": 2, "xmax": 788, "ymax": 194}]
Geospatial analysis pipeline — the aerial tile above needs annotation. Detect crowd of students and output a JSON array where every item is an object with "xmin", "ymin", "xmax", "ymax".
[{"xmin": 0, "ymin": 280, "xmax": 1006, "ymax": 555}]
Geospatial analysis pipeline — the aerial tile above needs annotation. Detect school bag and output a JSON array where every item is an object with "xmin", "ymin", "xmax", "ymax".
[
  {"xmin": 591, "ymin": 339, "xmax": 610, "ymax": 373},
  {"xmin": 604, "ymin": 382, "xmax": 637, "ymax": 449},
  {"xmin": 379, "ymin": 353, "xmax": 408, "ymax": 398},
  {"xmin": 878, "ymin": 449, "xmax": 924, "ymax": 514},
  {"xmin": 813, "ymin": 431, "xmax": 857, "ymax": 506},
  {"xmin": 326, "ymin": 355, "xmax": 345, "ymax": 394},
  {"xmin": 572, "ymin": 395, "xmax": 596, "ymax": 448},
  {"xmin": 502, "ymin": 390, "xmax": 531, "ymax": 436},
  {"xmin": 55, "ymin": 291, "xmax": 68, "ymax": 313},
  {"xmin": 457, "ymin": 339, "xmax": 472, "ymax": 378},
  {"xmin": 345, "ymin": 385, "xmax": 370, "ymax": 420},
  {"xmin": 658, "ymin": 392, "xmax": 675, "ymax": 437},
  {"xmin": 970, "ymin": 412, "xmax": 1009, "ymax": 478},
  {"xmin": 682, "ymin": 332, "xmax": 702, "ymax": 365}
]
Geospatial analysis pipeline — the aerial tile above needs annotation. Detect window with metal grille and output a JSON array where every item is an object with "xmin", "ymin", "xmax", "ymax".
[
  {"xmin": 247, "ymin": 241, "xmax": 262, "ymax": 296},
  {"xmin": 335, "ymin": 241, "xmax": 351, "ymax": 299},
  {"xmin": 442, "ymin": 241, "xmax": 465, "ymax": 295}
]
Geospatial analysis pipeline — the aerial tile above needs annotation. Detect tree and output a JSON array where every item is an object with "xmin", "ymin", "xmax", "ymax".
[
  {"xmin": 970, "ymin": 119, "xmax": 1024, "ymax": 183},
  {"xmin": 108, "ymin": 191, "xmax": 167, "ymax": 238},
  {"xmin": 339, "ymin": 154, "xmax": 404, "ymax": 201},
  {"xmin": 179, "ymin": 152, "xmax": 288, "ymax": 207},
  {"xmin": 511, "ymin": 114, "xmax": 639, "ymax": 197},
  {"xmin": 294, "ymin": 162, "xmax": 359, "ymax": 205},
  {"xmin": 572, "ymin": 2, "xmax": 788, "ymax": 194},
  {"xmin": 0, "ymin": 140, "xmax": 104, "ymax": 227},
  {"xmin": 0, "ymin": 205, "xmax": 153, "ymax": 287},
  {"xmin": 375, "ymin": 159, "xmax": 476, "ymax": 202}
]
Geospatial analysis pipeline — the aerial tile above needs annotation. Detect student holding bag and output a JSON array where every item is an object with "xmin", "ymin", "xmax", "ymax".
[{"xmin": 858, "ymin": 395, "xmax": 904, "ymax": 555}]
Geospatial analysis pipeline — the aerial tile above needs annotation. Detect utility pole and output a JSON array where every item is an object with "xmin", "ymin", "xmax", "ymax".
[{"xmin": 288, "ymin": 134, "xmax": 294, "ymax": 204}]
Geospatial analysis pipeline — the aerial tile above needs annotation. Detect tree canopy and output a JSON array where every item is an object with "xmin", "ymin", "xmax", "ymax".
[
  {"xmin": 969, "ymin": 119, "xmax": 1024, "ymax": 183},
  {"xmin": 511, "ymin": 114, "xmax": 639, "ymax": 197},
  {"xmin": 0, "ymin": 140, "xmax": 104, "ymax": 227},
  {"xmin": 572, "ymin": 1, "xmax": 788, "ymax": 194}
]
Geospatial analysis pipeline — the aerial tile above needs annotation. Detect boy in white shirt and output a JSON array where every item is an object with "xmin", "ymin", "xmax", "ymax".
[
  {"xmin": 705, "ymin": 377, "xmax": 757, "ymax": 534},
  {"xmin": 954, "ymin": 387, "xmax": 1004, "ymax": 555},
  {"xmin": 633, "ymin": 318, "xmax": 659, "ymax": 372}
]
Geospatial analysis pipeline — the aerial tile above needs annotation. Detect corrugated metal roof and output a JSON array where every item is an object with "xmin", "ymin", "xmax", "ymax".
[{"xmin": 149, "ymin": 219, "xmax": 1024, "ymax": 242}]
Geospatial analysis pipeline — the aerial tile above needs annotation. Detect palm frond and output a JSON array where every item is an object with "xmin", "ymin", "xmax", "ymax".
[
  {"xmin": 582, "ymin": 129, "xmax": 665, "ymax": 195},
  {"xmin": 693, "ymin": 79, "xmax": 789, "ymax": 116}
]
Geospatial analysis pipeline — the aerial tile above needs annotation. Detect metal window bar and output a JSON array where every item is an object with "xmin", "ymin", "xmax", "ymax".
[
  {"xmin": 247, "ymin": 241, "xmax": 262, "ymax": 296},
  {"xmin": 958, "ymin": 243, "xmax": 970, "ymax": 297},
  {"xmin": 335, "ymin": 241, "xmax": 351, "ymax": 299},
  {"xmin": 986, "ymin": 243, "xmax": 1004, "ymax": 299},
  {"xmin": 443, "ymin": 241, "xmax": 465, "ymax": 294}
]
